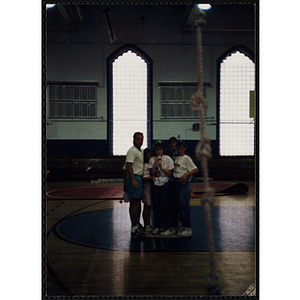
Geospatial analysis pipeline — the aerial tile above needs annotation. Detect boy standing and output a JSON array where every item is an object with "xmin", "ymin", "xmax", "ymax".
[
  {"xmin": 168, "ymin": 136, "xmax": 178, "ymax": 159},
  {"xmin": 173, "ymin": 141, "xmax": 199, "ymax": 237}
]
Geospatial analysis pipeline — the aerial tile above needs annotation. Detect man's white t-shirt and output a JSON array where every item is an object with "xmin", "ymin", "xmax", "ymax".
[{"xmin": 125, "ymin": 145, "xmax": 144, "ymax": 176}]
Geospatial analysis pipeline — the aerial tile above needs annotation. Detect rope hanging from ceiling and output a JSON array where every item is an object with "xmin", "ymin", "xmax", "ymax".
[{"xmin": 190, "ymin": 6, "xmax": 224, "ymax": 295}]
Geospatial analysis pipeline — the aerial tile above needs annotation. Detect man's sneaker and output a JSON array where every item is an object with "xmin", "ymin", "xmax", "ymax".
[
  {"xmin": 177, "ymin": 227, "xmax": 192, "ymax": 237},
  {"xmin": 138, "ymin": 223, "xmax": 145, "ymax": 232},
  {"xmin": 152, "ymin": 227, "xmax": 160, "ymax": 235},
  {"xmin": 160, "ymin": 228, "xmax": 176, "ymax": 236}
]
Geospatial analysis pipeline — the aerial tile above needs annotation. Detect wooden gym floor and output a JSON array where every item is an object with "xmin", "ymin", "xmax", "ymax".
[{"xmin": 45, "ymin": 180, "xmax": 257, "ymax": 297}]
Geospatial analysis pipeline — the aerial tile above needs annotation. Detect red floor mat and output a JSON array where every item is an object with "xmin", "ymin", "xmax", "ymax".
[
  {"xmin": 191, "ymin": 181, "xmax": 249, "ymax": 197},
  {"xmin": 46, "ymin": 182, "xmax": 248, "ymax": 200},
  {"xmin": 46, "ymin": 186, "xmax": 124, "ymax": 200}
]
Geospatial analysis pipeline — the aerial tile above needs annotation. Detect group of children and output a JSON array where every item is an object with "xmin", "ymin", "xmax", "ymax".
[{"xmin": 125, "ymin": 135, "xmax": 199, "ymax": 237}]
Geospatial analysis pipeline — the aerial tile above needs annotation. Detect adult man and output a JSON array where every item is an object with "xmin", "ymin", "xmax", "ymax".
[{"xmin": 125, "ymin": 132, "xmax": 144, "ymax": 236}]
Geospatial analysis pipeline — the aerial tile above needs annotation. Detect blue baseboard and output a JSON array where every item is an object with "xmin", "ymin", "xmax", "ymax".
[{"xmin": 47, "ymin": 140, "xmax": 109, "ymax": 156}]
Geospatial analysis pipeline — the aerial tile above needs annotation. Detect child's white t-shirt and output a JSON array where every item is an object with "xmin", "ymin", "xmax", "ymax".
[
  {"xmin": 143, "ymin": 162, "xmax": 151, "ymax": 179},
  {"xmin": 149, "ymin": 155, "xmax": 174, "ymax": 186},
  {"xmin": 173, "ymin": 155, "xmax": 197, "ymax": 179}
]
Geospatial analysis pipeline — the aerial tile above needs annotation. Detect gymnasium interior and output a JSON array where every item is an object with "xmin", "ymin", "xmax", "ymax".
[{"xmin": 44, "ymin": 3, "xmax": 258, "ymax": 297}]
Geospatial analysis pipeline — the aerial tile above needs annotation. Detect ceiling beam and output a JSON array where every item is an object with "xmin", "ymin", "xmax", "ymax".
[
  {"xmin": 57, "ymin": 4, "xmax": 73, "ymax": 25},
  {"xmin": 102, "ymin": 8, "xmax": 116, "ymax": 43},
  {"xmin": 75, "ymin": 5, "xmax": 84, "ymax": 21}
]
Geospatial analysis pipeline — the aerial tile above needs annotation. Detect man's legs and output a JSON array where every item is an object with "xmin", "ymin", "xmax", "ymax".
[
  {"xmin": 129, "ymin": 198, "xmax": 141, "ymax": 226},
  {"xmin": 125, "ymin": 174, "xmax": 144, "ymax": 236}
]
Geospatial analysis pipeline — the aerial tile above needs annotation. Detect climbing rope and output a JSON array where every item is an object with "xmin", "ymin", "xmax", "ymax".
[{"xmin": 190, "ymin": 7, "xmax": 224, "ymax": 295}]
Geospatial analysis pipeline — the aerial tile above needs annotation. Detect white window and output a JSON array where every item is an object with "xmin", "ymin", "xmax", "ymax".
[
  {"xmin": 219, "ymin": 51, "xmax": 255, "ymax": 156},
  {"xmin": 112, "ymin": 50, "xmax": 148, "ymax": 155}
]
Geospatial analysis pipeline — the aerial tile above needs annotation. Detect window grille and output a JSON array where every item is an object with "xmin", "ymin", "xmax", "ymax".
[
  {"xmin": 48, "ymin": 83, "xmax": 97, "ymax": 118},
  {"xmin": 159, "ymin": 83, "xmax": 208, "ymax": 119}
]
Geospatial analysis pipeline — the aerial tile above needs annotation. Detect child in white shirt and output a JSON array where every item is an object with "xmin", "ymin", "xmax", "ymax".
[
  {"xmin": 149, "ymin": 141, "xmax": 175, "ymax": 236},
  {"xmin": 142, "ymin": 148, "xmax": 157, "ymax": 232},
  {"xmin": 173, "ymin": 141, "xmax": 199, "ymax": 237}
]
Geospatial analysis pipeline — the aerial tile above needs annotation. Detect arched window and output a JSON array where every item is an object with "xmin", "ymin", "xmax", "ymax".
[
  {"xmin": 218, "ymin": 46, "xmax": 255, "ymax": 156},
  {"xmin": 107, "ymin": 45, "xmax": 152, "ymax": 155}
]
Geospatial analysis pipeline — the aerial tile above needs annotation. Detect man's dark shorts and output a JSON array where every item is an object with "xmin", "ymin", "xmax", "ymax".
[{"xmin": 125, "ymin": 174, "xmax": 143, "ymax": 199}]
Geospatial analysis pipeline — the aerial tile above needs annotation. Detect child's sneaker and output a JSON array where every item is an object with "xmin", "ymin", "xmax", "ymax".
[
  {"xmin": 160, "ymin": 228, "xmax": 176, "ymax": 236},
  {"xmin": 152, "ymin": 227, "xmax": 160, "ymax": 235},
  {"xmin": 176, "ymin": 225, "xmax": 184, "ymax": 233},
  {"xmin": 138, "ymin": 223, "xmax": 145, "ymax": 232},
  {"xmin": 177, "ymin": 227, "xmax": 192, "ymax": 237},
  {"xmin": 145, "ymin": 225, "xmax": 153, "ymax": 232}
]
